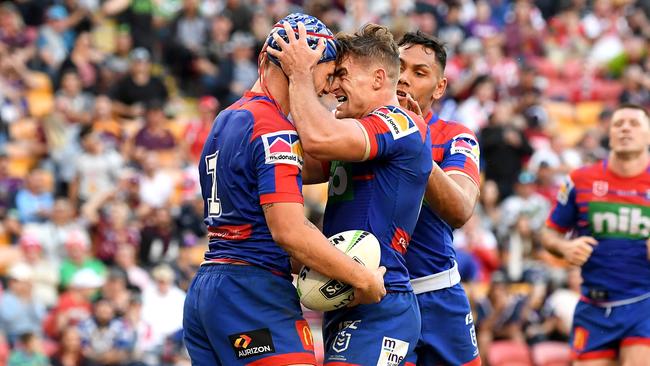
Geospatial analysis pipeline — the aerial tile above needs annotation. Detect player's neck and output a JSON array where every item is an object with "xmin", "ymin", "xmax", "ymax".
[
  {"xmin": 250, "ymin": 67, "xmax": 290, "ymax": 116},
  {"xmin": 609, "ymin": 151, "xmax": 650, "ymax": 177}
]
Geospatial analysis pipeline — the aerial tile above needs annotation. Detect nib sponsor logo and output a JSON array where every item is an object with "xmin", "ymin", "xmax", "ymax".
[{"xmin": 228, "ymin": 328, "xmax": 275, "ymax": 359}]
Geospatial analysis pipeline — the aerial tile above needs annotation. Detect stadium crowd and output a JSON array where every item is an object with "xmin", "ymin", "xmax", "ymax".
[{"xmin": 0, "ymin": 0, "xmax": 648, "ymax": 365}]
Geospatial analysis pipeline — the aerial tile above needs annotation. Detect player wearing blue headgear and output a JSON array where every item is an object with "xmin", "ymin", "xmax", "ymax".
[
  {"xmin": 268, "ymin": 23, "xmax": 432, "ymax": 365},
  {"xmin": 183, "ymin": 13, "xmax": 386, "ymax": 366}
]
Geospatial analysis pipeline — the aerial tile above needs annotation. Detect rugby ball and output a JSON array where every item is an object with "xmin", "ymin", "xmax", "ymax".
[{"xmin": 297, "ymin": 230, "xmax": 381, "ymax": 311}]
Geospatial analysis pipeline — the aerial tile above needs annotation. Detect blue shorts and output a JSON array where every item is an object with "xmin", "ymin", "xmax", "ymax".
[
  {"xmin": 183, "ymin": 264, "xmax": 316, "ymax": 365},
  {"xmin": 571, "ymin": 295, "xmax": 650, "ymax": 361},
  {"xmin": 415, "ymin": 284, "xmax": 480, "ymax": 366},
  {"xmin": 322, "ymin": 291, "xmax": 420, "ymax": 366}
]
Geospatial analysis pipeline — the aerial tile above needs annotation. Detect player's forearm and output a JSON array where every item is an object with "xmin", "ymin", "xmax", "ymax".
[
  {"xmin": 425, "ymin": 165, "xmax": 476, "ymax": 228},
  {"xmin": 282, "ymin": 220, "xmax": 372, "ymax": 290},
  {"xmin": 287, "ymin": 72, "xmax": 339, "ymax": 158},
  {"xmin": 540, "ymin": 227, "xmax": 570, "ymax": 258}
]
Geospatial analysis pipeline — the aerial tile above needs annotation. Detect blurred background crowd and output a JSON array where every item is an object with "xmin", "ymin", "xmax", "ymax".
[{"xmin": 0, "ymin": 0, "xmax": 648, "ymax": 365}]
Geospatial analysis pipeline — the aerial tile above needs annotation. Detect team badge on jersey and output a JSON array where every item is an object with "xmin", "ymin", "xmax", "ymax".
[
  {"xmin": 371, "ymin": 106, "xmax": 418, "ymax": 140},
  {"xmin": 261, "ymin": 130, "xmax": 304, "ymax": 168},
  {"xmin": 557, "ymin": 175, "xmax": 575, "ymax": 205},
  {"xmin": 449, "ymin": 133, "xmax": 480, "ymax": 167},
  {"xmin": 592, "ymin": 180, "xmax": 609, "ymax": 197}
]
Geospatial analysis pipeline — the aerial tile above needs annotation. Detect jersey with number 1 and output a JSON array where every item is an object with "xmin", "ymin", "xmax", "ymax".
[
  {"xmin": 323, "ymin": 105, "xmax": 432, "ymax": 292},
  {"xmin": 547, "ymin": 160, "xmax": 650, "ymax": 301},
  {"xmin": 198, "ymin": 91, "xmax": 305, "ymax": 278},
  {"xmin": 405, "ymin": 112, "xmax": 481, "ymax": 278}
]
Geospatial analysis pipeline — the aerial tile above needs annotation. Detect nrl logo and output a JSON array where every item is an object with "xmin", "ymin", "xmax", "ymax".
[{"xmin": 592, "ymin": 181, "xmax": 608, "ymax": 197}]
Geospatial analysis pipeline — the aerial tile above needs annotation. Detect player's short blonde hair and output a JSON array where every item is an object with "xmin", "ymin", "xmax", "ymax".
[{"xmin": 336, "ymin": 23, "xmax": 400, "ymax": 81}]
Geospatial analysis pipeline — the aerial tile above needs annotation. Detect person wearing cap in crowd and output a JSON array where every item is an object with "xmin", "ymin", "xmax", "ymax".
[
  {"xmin": 143, "ymin": 264, "xmax": 184, "ymax": 353},
  {"xmin": 17, "ymin": 233, "xmax": 59, "ymax": 308},
  {"xmin": 0, "ymin": 263, "xmax": 46, "ymax": 346},
  {"xmin": 59, "ymin": 230, "xmax": 106, "ymax": 289},
  {"xmin": 109, "ymin": 47, "xmax": 168, "ymax": 119},
  {"xmin": 498, "ymin": 171, "xmax": 551, "ymax": 240},
  {"xmin": 6, "ymin": 332, "xmax": 48, "ymax": 366},
  {"xmin": 43, "ymin": 268, "xmax": 104, "ymax": 339},
  {"xmin": 184, "ymin": 13, "xmax": 386, "ymax": 365},
  {"xmin": 36, "ymin": 4, "xmax": 74, "ymax": 76}
]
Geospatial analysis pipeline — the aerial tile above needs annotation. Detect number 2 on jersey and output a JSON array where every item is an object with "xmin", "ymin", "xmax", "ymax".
[{"xmin": 205, "ymin": 152, "xmax": 221, "ymax": 217}]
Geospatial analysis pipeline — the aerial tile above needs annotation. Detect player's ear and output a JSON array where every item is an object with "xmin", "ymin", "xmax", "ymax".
[
  {"xmin": 372, "ymin": 68, "xmax": 385, "ymax": 90},
  {"xmin": 432, "ymin": 77, "xmax": 447, "ymax": 100}
]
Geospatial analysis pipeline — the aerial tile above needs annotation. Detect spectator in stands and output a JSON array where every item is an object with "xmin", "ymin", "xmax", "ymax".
[
  {"xmin": 69, "ymin": 127, "xmax": 123, "ymax": 207},
  {"xmin": 102, "ymin": 0, "xmax": 156, "ymax": 51},
  {"xmin": 139, "ymin": 208, "xmax": 181, "ymax": 267},
  {"xmin": 141, "ymin": 264, "xmax": 185, "ymax": 350},
  {"xmin": 527, "ymin": 134, "xmax": 582, "ymax": 176},
  {"xmin": 23, "ymin": 197, "xmax": 84, "ymax": 266},
  {"xmin": 205, "ymin": 31, "xmax": 257, "ymax": 105},
  {"xmin": 0, "ymin": 152, "xmax": 22, "ymax": 220},
  {"xmin": 78, "ymin": 297, "xmax": 134, "ymax": 366},
  {"xmin": 543, "ymin": 266, "xmax": 581, "ymax": 341},
  {"xmin": 123, "ymin": 292, "xmax": 156, "ymax": 365},
  {"xmin": 0, "ymin": 263, "xmax": 46, "ymax": 345},
  {"xmin": 36, "ymin": 5, "xmax": 74, "ymax": 77},
  {"xmin": 17, "ymin": 233, "xmax": 59, "ymax": 308},
  {"xmin": 0, "ymin": 3, "xmax": 37, "ymax": 60},
  {"xmin": 54, "ymin": 69, "xmax": 94, "ymax": 126},
  {"xmin": 476, "ymin": 272, "xmax": 527, "ymax": 363},
  {"xmin": 59, "ymin": 230, "xmax": 106, "ymax": 289},
  {"xmin": 182, "ymin": 96, "xmax": 218, "ymax": 164},
  {"xmin": 114, "ymin": 244, "xmax": 151, "ymax": 292},
  {"xmin": 50, "ymin": 325, "xmax": 91, "ymax": 366},
  {"xmin": 475, "ymin": 179, "xmax": 501, "ymax": 233},
  {"xmin": 103, "ymin": 26, "xmax": 134, "ymax": 82},
  {"xmin": 465, "ymin": 0, "xmax": 500, "ymax": 40},
  {"xmin": 100, "ymin": 267, "xmax": 132, "ymax": 318},
  {"xmin": 175, "ymin": 193, "xmax": 207, "ymax": 239},
  {"xmin": 503, "ymin": 0, "xmax": 545, "ymax": 60},
  {"xmin": 7, "ymin": 332, "xmax": 48, "ymax": 366},
  {"xmin": 130, "ymin": 100, "xmax": 176, "ymax": 164},
  {"xmin": 91, "ymin": 95, "xmax": 123, "ymax": 150},
  {"xmin": 137, "ymin": 153, "xmax": 174, "ymax": 209},
  {"xmin": 165, "ymin": 0, "xmax": 208, "ymax": 92},
  {"xmin": 498, "ymin": 171, "xmax": 551, "ymax": 240},
  {"xmin": 480, "ymin": 102, "xmax": 533, "ymax": 199},
  {"xmin": 59, "ymin": 31, "xmax": 103, "ymax": 92},
  {"xmin": 454, "ymin": 213, "xmax": 501, "ymax": 283},
  {"xmin": 88, "ymin": 199, "xmax": 140, "ymax": 264},
  {"xmin": 14, "ymin": 169, "xmax": 54, "ymax": 224},
  {"xmin": 110, "ymin": 48, "xmax": 168, "ymax": 119},
  {"xmin": 454, "ymin": 75, "xmax": 497, "ymax": 133},
  {"xmin": 43, "ymin": 269, "xmax": 102, "ymax": 339}
]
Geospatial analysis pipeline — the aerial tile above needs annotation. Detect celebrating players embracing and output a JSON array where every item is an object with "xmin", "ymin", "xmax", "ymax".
[
  {"xmin": 268, "ymin": 23, "xmax": 432, "ymax": 365},
  {"xmin": 183, "ymin": 14, "xmax": 386, "ymax": 366}
]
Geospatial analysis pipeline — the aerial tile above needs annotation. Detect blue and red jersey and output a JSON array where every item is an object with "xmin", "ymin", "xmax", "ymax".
[
  {"xmin": 547, "ymin": 160, "xmax": 650, "ymax": 301},
  {"xmin": 323, "ymin": 105, "xmax": 433, "ymax": 292},
  {"xmin": 198, "ymin": 92, "xmax": 305, "ymax": 278},
  {"xmin": 405, "ymin": 112, "xmax": 481, "ymax": 278}
]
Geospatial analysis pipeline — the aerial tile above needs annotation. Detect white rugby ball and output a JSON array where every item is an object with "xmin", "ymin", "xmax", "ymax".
[{"xmin": 297, "ymin": 230, "xmax": 381, "ymax": 311}]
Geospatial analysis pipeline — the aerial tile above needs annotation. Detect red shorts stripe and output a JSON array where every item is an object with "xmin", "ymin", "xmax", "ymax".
[
  {"xmin": 245, "ymin": 352, "xmax": 316, "ymax": 366},
  {"xmin": 621, "ymin": 337, "xmax": 650, "ymax": 347},
  {"xmin": 462, "ymin": 355, "xmax": 482, "ymax": 366},
  {"xmin": 405, "ymin": 363, "xmax": 416, "ymax": 366},
  {"xmin": 571, "ymin": 349, "xmax": 617, "ymax": 360}
]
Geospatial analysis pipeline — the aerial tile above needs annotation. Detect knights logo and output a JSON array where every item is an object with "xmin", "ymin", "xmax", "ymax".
[{"xmin": 592, "ymin": 181, "xmax": 609, "ymax": 197}]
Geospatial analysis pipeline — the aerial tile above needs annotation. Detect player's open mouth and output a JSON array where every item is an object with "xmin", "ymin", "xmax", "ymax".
[
  {"xmin": 396, "ymin": 90, "xmax": 408, "ymax": 98},
  {"xmin": 336, "ymin": 95, "xmax": 348, "ymax": 103}
]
